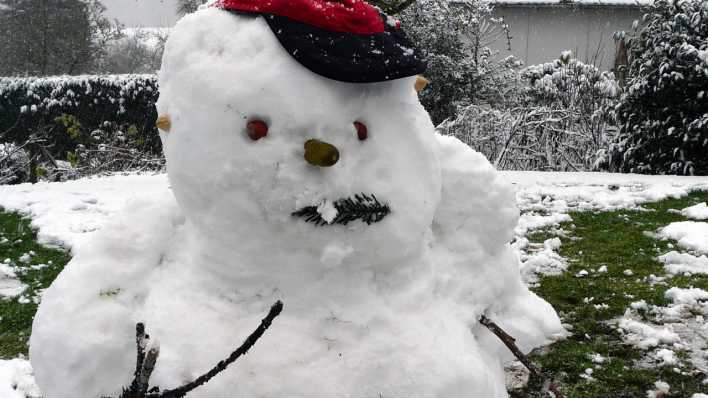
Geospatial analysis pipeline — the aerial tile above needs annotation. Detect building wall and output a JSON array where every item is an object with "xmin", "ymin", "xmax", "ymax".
[
  {"xmin": 490, "ymin": 5, "xmax": 641, "ymax": 70},
  {"xmin": 102, "ymin": 0, "xmax": 180, "ymax": 27}
]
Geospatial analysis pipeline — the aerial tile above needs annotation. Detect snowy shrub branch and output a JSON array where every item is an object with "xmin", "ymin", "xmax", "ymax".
[
  {"xmin": 400, "ymin": 0, "xmax": 520, "ymax": 124},
  {"xmin": 439, "ymin": 52, "xmax": 620, "ymax": 171}
]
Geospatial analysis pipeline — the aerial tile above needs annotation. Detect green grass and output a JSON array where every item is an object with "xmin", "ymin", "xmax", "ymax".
[
  {"xmin": 0, "ymin": 210, "xmax": 71, "ymax": 358},
  {"xmin": 512, "ymin": 190, "xmax": 708, "ymax": 398}
]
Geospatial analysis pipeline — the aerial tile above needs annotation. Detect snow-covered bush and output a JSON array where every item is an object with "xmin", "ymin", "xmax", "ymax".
[
  {"xmin": 439, "ymin": 52, "xmax": 620, "ymax": 171},
  {"xmin": 0, "ymin": 75, "xmax": 161, "ymax": 160},
  {"xmin": 70, "ymin": 121, "xmax": 165, "ymax": 176},
  {"xmin": 0, "ymin": 143, "xmax": 29, "ymax": 184},
  {"xmin": 609, "ymin": 0, "xmax": 708, "ymax": 175},
  {"xmin": 400, "ymin": 0, "xmax": 521, "ymax": 124}
]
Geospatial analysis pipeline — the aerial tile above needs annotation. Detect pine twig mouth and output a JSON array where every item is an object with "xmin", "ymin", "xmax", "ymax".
[{"xmin": 292, "ymin": 193, "xmax": 391, "ymax": 226}]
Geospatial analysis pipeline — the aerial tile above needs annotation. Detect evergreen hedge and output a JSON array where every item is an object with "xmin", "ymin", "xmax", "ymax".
[
  {"xmin": 0, "ymin": 74, "xmax": 161, "ymax": 159},
  {"xmin": 611, "ymin": 0, "xmax": 708, "ymax": 175}
]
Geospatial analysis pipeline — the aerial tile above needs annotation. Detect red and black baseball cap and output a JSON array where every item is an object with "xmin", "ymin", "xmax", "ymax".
[{"xmin": 211, "ymin": 0, "xmax": 427, "ymax": 83}]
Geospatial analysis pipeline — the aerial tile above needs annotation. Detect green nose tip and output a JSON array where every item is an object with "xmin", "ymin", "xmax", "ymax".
[{"xmin": 304, "ymin": 139, "xmax": 339, "ymax": 167}]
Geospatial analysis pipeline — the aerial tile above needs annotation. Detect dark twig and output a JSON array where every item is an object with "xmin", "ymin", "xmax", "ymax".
[
  {"xmin": 109, "ymin": 301, "xmax": 284, "ymax": 398},
  {"xmin": 129, "ymin": 323, "xmax": 147, "ymax": 393},
  {"xmin": 479, "ymin": 315, "xmax": 565, "ymax": 398},
  {"xmin": 155, "ymin": 300, "xmax": 283, "ymax": 398},
  {"xmin": 139, "ymin": 344, "xmax": 159, "ymax": 394}
]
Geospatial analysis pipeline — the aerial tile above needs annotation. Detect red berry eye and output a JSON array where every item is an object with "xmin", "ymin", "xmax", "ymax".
[
  {"xmin": 354, "ymin": 121, "xmax": 368, "ymax": 141},
  {"xmin": 246, "ymin": 120, "xmax": 268, "ymax": 140}
]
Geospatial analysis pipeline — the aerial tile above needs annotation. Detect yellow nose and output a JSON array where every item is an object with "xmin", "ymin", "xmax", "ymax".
[{"xmin": 304, "ymin": 139, "xmax": 339, "ymax": 167}]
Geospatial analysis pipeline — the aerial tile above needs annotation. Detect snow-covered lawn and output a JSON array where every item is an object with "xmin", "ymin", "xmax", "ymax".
[{"xmin": 0, "ymin": 171, "xmax": 706, "ymax": 397}]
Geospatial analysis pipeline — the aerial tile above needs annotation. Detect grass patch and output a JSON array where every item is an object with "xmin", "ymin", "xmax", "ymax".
[
  {"xmin": 513, "ymin": 190, "xmax": 708, "ymax": 397},
  {"xmin": 0, "ymin": 210, "xmax": 71, "ymax": 358}
]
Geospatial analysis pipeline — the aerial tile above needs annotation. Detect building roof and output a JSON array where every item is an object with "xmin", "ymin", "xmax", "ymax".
[{"xmin": 491, "ymin": 0, "xmax": 650, "ymax": 7}]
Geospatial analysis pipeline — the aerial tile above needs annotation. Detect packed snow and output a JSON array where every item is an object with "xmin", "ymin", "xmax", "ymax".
[
  {"xmin": 0, "ymin": 261, "xmax": 27, "ymax": 299},
  {"xmin": 21, "ymin": 8, "xmax": 564, "ymax": 398},
  {"xmin": 658, "ymin": 251, "xmax": 708, "ymax": 275},
  {"xmin": 617, "ymin": 286, "xmax": 708, "ymax": 373},
  {"xmin": 616, "ymin": 315, "xmax": 681, "ymax": 350},
  {"xmin": 0, "ymin": 358, "xmax": 40, "ymax": 398},
  {"xmin": 657, "ymin": 221, "xmax": 708, "ymax": 254},
  {"xmin": 680, "ymin": 202, "xmax": 708, "ymax": 220}
]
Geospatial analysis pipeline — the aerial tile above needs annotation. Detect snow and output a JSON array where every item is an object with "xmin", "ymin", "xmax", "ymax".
[
  {"xmin": 618, "ymin": 287, "xmax": 708, "ymax": 372},
  {"xmin": 665, "ymin": 287, "xmax": 708, "ymax": 306},
  {"xmin": 657, "ymin": 221, "xmax": 708, "ymax": 254},
  {"xmin": 22, "ymin": 8, "xmax": 563, "ymax": 398},
  {"xmin": 0, "ymin": 262, "xmax": 27, "ymax": 299},
  {"xmin": 315, "ymin": 199, "xmax": 338, "ymax": 224},
  {"xmin": 617, "ymin": 315, "xmax": 680, "ymax": 349},
  {"xmin": 654, "ymin": 348, "xmax": 678, "ymax": 366},
  {"xmin": 646, "ymin": 381, "xmax": 670, "ymax": 398},
  {"xmin": 506, "ymin": 171, "xmax": 708, "ymax": 214},
  {"xmin": 504, "ymin": 171, "xmax": 707, "ymax": 283},
  {"xmin": 0, "ymin": 358, "xmax": 41, "ymax": 398},
  {"xmin": 0, "ymin": 174, "xmax": 169, "ymax": 251},
  {"xmin": 681, "ymin": 202, "xmax": 708, "ymax": 220},
  {"xmin": 515, "ymin": 213, "xmax": 571, "ymax": 237},
  {"xmin": 516, "ymin": 237, "xmax": 567, "ymax": 284}
]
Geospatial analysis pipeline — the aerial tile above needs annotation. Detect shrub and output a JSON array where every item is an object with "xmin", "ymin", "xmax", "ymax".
[
  {"xmin": 400, "ymin": 0, "xmax": 521, "ymax": 125},
  {"xmin": 610, "ymin": 0, "xmax": 708, "ymax": 175},
  {"xmin": 0, "ymin": 143, "xmax": 29, "ymax": 184},
  {"xmin": 439, "ymin": 52, "xmax": 620, "ymax": 171}
]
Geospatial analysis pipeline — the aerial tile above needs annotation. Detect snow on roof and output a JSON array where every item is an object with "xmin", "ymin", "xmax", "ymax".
[{"xmin": 492, "ymin": 0, "xmax": 651, "ymax": 7}]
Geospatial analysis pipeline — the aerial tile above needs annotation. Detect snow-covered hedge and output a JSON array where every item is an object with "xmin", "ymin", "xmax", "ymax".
[
  {"xmin": 610, "ymin": 0, "xmax": 708, "ymax": 175},
  {"xmin": 0, "ymin": 74, "xmax": 161, "ymax": 158}
]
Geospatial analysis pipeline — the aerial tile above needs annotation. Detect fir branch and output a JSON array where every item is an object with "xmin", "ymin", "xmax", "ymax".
[{"xmin": 292, "ymin": 194, "xmax": 391, "ymax": 226}]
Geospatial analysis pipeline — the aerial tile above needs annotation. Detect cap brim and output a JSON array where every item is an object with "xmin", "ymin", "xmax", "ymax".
[{"xmin": 262, "ymin": 13, "xmax": 426, "ymax": 83}]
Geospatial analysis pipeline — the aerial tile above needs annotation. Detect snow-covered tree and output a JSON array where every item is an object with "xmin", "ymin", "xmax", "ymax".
[
  {"xmin": 176, "ymin": 0, "xmax": 203, "ymax": 16},
  {"xmin": 99, "ymin": 28, "xmax": 168, "ymax": 74},
  {"xmin": 400, "ymin": 0, "xmax": 519, "ymax": 124},
  {"xmin": 610, "ymin": 0, "xmax": 708, "ymax": 175},
  {"xmin": 0, "ymin": 0, "xmax": 118, "ymax": 76}
]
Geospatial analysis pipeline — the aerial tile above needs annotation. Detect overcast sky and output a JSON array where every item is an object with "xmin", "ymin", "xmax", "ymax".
[{"xmin": 102, "ymin": 0, "xmax": 179, "ymax": 27}]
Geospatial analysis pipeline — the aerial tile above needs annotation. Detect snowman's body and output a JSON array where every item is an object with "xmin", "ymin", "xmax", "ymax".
[{"xmin": 29, "ymin": 8, "xmax": 563, "ymax": 398}]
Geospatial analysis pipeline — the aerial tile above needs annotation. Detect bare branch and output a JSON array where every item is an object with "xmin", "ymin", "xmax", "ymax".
[
  {"xmin": 479, "ymin": 315, "xmax": 565, "ymax": 398},
  {"xmin": 156, "ymin": 300, "xmax": 283, "ymax": 398},
  {"xmin": 110, "ymin": 301, "xmax": 284, "ymax": 398}
]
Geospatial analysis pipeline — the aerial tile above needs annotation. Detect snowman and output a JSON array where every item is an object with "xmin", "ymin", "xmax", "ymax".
[{"xmin": 29, "ymin": 1, "xmax": 563, "ymax": 397}]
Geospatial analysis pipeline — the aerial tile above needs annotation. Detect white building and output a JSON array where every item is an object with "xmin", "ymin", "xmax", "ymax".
[
  {"xmin": 490, "ymin": 0, "xmax": 648, "ymax": 70},
  {"xmin": 102, "ymin": 0, "xmax": 179, "ymax": 27}
]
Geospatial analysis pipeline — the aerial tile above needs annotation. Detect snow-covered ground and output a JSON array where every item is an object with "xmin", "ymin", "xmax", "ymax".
[{"xmin": 0, "ymin": 171, "xmax": 706, "ymax": 396}]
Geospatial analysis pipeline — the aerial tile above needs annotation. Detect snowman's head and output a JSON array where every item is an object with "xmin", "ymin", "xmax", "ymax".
[{"xmin": 157, "ymin": 7, "xmax": 441, "ymax": 268}]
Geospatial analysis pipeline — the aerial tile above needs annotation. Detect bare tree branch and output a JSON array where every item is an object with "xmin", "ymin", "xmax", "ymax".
[
  {"xmin": 110, "ymin": 300, "xmax": 284, "ymax": 398},
  {"xmin": 479, "ymin": 315, "xmax": 565, "ymax": 398}
]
